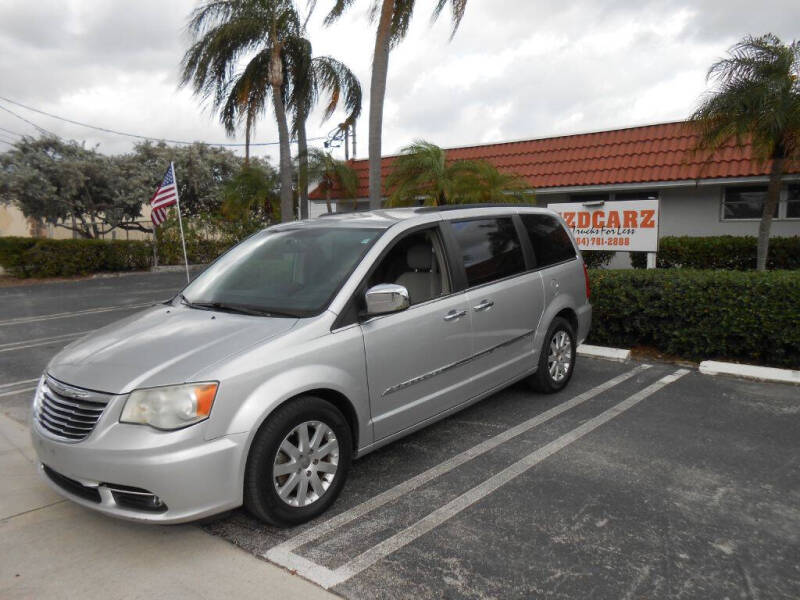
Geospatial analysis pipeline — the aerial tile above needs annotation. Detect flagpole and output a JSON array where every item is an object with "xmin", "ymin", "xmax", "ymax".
[{"xmin": 171, "ymin": 162, "xmax": 191, "ymax": 284}]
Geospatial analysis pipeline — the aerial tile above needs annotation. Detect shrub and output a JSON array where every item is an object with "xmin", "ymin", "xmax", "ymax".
[
  {"xmin": 0, "ymin": 237, "xmax": 153, "ymax": 278},
  {"xmin": 630, "ymin": 236, "xmax": 800, "ymax": 270},
  {"xmin": 587, "ymin": 269, "xmax": 800, "ymax": 368},
  {"xmin": 581, "ymin": 250, "xmax": 615, "ymax": 268}
]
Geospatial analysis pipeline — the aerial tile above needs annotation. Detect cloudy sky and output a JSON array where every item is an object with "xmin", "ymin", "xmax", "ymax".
[{"xmin": 0, "ymin": 0, "xmax": 797, "ymax": 163}]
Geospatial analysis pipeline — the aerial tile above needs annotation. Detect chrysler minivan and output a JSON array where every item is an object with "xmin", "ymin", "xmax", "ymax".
[{"xmin": 31, "ymin": 205, "xmax": 591, "ymax": 526}]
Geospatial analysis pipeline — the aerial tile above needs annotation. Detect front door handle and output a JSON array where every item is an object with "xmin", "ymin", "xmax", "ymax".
[
  {"xmin": 473, "ymin": 300, "xmax": 494, "ymax": 312},
  {"xmin": 443, "ymin": 309, "xmax": 467, "ymax": 322}
]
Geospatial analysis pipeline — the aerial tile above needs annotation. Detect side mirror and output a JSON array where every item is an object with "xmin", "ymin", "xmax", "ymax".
[{"xmin": 364, "ymin": 283, "xmax": 410, "ymax": 316}]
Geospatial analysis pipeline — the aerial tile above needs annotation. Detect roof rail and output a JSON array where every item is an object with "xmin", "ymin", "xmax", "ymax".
[{"xmin": 414, "ymin": 203, "xmax": 535, "ymax": 213}]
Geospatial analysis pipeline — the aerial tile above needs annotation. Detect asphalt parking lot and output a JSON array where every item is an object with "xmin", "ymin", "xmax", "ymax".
[{"xmin": 1, "ymin": 272, "xmax": 798, "ymax": 599}]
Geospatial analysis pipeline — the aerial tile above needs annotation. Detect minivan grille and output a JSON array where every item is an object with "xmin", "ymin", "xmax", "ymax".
[{"xmin": 36, "ymin": 376, "xmax": 110, "ymax": 442}]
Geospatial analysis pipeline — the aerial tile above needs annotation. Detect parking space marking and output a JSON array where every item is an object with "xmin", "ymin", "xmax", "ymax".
[
  {"xmin": 0, "ymin": 386, "xmax": 36, "ymax": 398},
  {"xmin": 0, "ymin": 378, "xmax": 39, "ymax": 390},
  {"xmin": 0, "ymin": 302, "xmax": 154, "ymax": 326},
  {"xmin": 265, "ymin": 364, "xmax": 652, "ymax": 582},
  {"xmin": 332, "ymin": 369, "xmax": 689, "ymax": 586},
  {"xmin": 0, "ymin": 331, "xmax": 91, "ymax": 353}
]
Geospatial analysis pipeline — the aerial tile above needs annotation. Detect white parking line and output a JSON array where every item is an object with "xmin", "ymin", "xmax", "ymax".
[
  {"xmin": 265, "ymin": 364, "xmax": 652, "ymax": 585},
  {"xmin": 333, "ymin": 369, "xmax": 689, "ymax": 585},
  {"xmin": 0, "ymin": 378, "xmax": 39, "ymax": 390},
  {"xmin": 0, "ymin": 386, "xmax": 36, "ymax": 398},
  {"xmin": 0, "ymin": 302, "xmax": 153, "ymax": 326},
  {"xmin": 0, "ymin": 331, "xmax": 91, "ymax": 353}
]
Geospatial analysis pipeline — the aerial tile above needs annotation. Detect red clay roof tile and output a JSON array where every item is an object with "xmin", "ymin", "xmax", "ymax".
[{"xmin": 310, "ymin": 121, "xmax": 798, "ymax": 199}]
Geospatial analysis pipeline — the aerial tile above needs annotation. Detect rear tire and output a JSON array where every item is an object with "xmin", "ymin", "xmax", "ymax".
[
  {"xmin": 528, "ymin": 317, "xmax": 576, "ymax": 393},
  {"xmin": 244, "ymin": 396, "xmax": 352, "ymax": 527}
]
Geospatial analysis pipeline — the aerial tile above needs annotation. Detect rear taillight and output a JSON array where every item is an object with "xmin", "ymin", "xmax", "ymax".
[{"xmin": 583, "ymin": 262, "xmax": 591, "ymax": 300}]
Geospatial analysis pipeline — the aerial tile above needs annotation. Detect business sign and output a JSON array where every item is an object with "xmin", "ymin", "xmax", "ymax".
[{"xmin": 547, "ymin": 199, "xmax": 660, "ymax": 252}]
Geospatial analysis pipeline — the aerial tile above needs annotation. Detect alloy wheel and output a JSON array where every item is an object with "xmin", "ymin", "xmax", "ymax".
[
  {"xmin": 547, "ymin": 330, "xmax": 572, "ymax": 382},
  {"xmin": 272, "ymin": 420, "xmax": 340, "ymax": 507}
]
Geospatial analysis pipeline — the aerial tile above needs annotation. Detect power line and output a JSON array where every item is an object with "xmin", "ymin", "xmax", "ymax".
[
  {"xmin": 0, "ymin": 95, "xmax": 327, "ymax": 148},
  {"xmin": 0, "ymin": 103, "xmax": 58, "ymax": 137},
  {"xmin": 0, "ymin": 126, "xmax": 24, "ymax": 137}
]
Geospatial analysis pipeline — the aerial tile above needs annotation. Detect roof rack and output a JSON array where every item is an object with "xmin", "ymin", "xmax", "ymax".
[{"xmin": 414, "ymin": 203, "xmax": 534, "ymax": 213}]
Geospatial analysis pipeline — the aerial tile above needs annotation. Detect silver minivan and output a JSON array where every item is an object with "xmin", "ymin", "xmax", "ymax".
[{"xmin": 31, "ymin": 205, "xmax": 591, "ymax": 526}]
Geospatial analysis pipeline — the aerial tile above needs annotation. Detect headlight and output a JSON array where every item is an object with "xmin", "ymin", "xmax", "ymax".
[
  {"xmin": 32, "ymin": 375, "xmax": 45, "ymax": 413},
  {"xmin": 120, "ymin": 382, "xmax": 218, "ymax": 430}
]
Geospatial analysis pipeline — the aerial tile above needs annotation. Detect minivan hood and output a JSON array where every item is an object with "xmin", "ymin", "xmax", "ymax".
[{"xmin": 47, "ymin": 304, "xmax": 297, "ymax": 393}]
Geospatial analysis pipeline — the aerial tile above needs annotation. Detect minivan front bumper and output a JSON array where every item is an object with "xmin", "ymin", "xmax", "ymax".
[{"xmin": 31, "ymin": 417, "xmax": 247, "ymax": 524}]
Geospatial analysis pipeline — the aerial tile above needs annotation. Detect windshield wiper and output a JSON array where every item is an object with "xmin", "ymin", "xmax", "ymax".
[
  {"xmin": 190, "ymin": 301, "xmax": 297, "ymax": 318},
  {"xmin": 177, "ymin": 293, "xmax": 210, "ymax": 311}
]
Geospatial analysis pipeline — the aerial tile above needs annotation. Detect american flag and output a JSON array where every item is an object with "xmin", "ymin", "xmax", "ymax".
[{"xmin": 149, "ymin": 163, "xmax": 178, "ymax": 226}]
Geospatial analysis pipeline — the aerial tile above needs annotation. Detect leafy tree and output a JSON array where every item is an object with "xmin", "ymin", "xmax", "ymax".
[
  {"xmin": 0, "ymin": 136, "xmax": 150, "ymax": 238},
  {"xmin": 302, "ymin": 147, "xmax": 358, "ymax": 212},
  {"xmin": 691, "ymin": 34, "xmax": 800, "ymax": 270},
  {"xmin": 385, "ymin": 140, "xmax": 530, "ymax": 206},
  {"xmin": 289, "ymin": 38, "xmax": 362, "ymax": 220},
  {"xmin": 220, "ymin": 162, "xmax": 280, "ymax": 221},
  {"xmin": 120, "ymin": 141, "xmax": 243, "ymax": 218},
  {"xmin": 181, "ymin": 0, "xmax": 303, "ymax": 222},
  {"xmin": 325, "ymin": 0, "xmax": 469, "ymax": 209}
]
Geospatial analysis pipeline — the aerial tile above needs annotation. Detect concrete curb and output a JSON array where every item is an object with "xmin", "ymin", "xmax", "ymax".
[
  {"xmin": 699, "ymin": 360, "xmax": 800, "ymax": 385},
  {"xmin": 577, "ymin": 344, "xmax": 631, "ymax": 362}
]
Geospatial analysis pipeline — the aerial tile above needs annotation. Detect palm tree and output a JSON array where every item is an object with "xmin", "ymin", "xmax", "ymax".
[
  {"xmin": 180, "ymin": 0, "xmax": 301, "ymax": 222},
  {"xmin": 303, "ymin": 147, "xmax": 359, "ymax": 213},
  {"xmin": 385, "ymin": 140, "xmax": 530, "ymax": 207},
  {"xmin": 325, "ymin": 0, "xmax": 470, "ymax": 210},
  {"xmin": 288, "ymin": 40, "xmax": 362, "ymax": 219},
  {"xmin": 452, "ymin": 160, "xmax": 534, "ymax": 204},
  {"xmin": 691, "ymin": 34, "xmax": 800, "ymax": 270}
]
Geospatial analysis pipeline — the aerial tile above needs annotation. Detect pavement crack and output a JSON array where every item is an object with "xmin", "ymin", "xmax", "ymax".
[{"xmin": 1, "ymin": 499, "xmax": 66, "ymax": 523}]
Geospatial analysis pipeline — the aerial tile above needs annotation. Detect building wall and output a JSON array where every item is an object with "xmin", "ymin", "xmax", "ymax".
[
  {"xmin": 543, "ymin": 183, "xmax": 800, "ymax": 268},
  {"xmin": 0, "ymin": 204, "xmax": 153, "ymax": 240}
]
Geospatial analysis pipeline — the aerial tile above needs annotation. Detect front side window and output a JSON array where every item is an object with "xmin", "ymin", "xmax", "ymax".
[
  {"xmin": 722, "ymin": 186, "xmax": 777, "ymax": 220},
  {"xmin": 788, "ymin": 184, "xmax": 800, "ymax": 219},
  {"xmin": 520, "ymin": 213, "xmax": 576, "ymax": 268},
  {"xmin": 367, "ymin": 227, "xmax": 451, "ymax": 306},
  {"xmin": 182, "ymin": 227, "xmax": 381, "ymax": 316},
  {"xmin": 451, "ymin": 217, "xmax": 525, "ymax": 287}
]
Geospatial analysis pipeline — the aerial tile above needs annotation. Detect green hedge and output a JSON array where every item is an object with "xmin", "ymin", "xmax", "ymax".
[
  {"xmin": 0, "ymin": 237, "xmax": 153, "ymax": 277},
  {"xmin": 581, "ymin": 250, "xmax": 614, "ymax": 268},
  {"xmin": 630, "ymin": 236, "xmax": 800, "ymax": 270},
  {"xmin": 587, "ymin": 269, "xmax": 800, "ymax": 368}
]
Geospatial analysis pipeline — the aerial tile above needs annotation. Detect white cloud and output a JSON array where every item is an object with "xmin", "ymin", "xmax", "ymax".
[{"xmin": 1, "ymin": 0, "xmax": 798, "ymax": 161}]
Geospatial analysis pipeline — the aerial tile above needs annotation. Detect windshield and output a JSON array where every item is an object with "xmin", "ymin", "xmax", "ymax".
[{"xmin": 181, "ymin": 226, "xmax": 382, "ymax": 316}]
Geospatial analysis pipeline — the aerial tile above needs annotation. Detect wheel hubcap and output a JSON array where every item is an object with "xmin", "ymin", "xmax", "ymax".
[
  {"xmin": 273, "ymin": 420, "xmax": 339, "ymax": 507},
  {"xmin": 547, "ymin": 330, "xmax": 572, "ymax": 382}
]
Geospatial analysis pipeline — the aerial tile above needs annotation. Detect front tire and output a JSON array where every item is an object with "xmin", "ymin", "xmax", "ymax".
[
  {"xmin": 244, "ymin": 396, "xmax": 352, "ymax": 527},
  {"xmin": 529, "ymin": 316, "xmax": 576, "ymax": 393}
]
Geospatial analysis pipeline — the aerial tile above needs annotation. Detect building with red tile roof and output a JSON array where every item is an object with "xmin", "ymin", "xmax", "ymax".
[{"xmin": 308, "ymin": 121, "xmax": 799, "ymax": 267}]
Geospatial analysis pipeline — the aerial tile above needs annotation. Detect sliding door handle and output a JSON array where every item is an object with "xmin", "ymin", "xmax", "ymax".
[
  {"xmin": 443, "ymin": 309, "xmax": 467, "ymax": 322},
  {"xmin": 473, "ymin": 300, "xmax": 494, "ymax": 312}
]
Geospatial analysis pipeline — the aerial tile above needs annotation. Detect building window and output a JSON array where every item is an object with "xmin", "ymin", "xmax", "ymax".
[
  {"xmin": 722, "ymin": 186, "xmax": 778, "ymax": 220},
  {"xmin": 614, "ymin": 190, "xmax": 659, "ymax": 201},
  {"xmin": 788, "ymin": 184, "xmax": 800, "ymax": 219},
  {"xmin": 569, "ymin": 193, "xmax": 609, "ymax": 203}
]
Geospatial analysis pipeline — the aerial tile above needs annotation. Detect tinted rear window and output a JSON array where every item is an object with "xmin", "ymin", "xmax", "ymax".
[
  {"xmin": 451, "ymin": 218, "xmax": 525, "ymax": 287},
  {"xmin": 520, "ymin": 214, "xmax": 576, "ymax": 267}
]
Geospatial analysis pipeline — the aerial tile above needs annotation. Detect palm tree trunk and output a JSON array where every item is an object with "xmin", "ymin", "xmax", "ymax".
[
  {"xmin": 272, "ymin": 85, "xmax": 294, "ymax": 222},
  {"xmin": 368, "ymin": 0, "xmax": 394, "ymax": 210},
  {"xmin": 757, "ymin": 155, "xmax": 783, "ymax": 271},
  {"xmin": 297, "ymin": 116, "xmax": 310, "ymax": 220},
  {"xmin": 244, "ymin": 116, "xmax": 251, "ymax": 167},
  {"xmin": 325, "ymin": 185, "xmax": 332, "ymax": 214}
]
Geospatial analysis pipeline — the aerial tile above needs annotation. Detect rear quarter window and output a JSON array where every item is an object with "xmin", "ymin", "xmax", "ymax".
[{"xmin": 520, "ymin": 213, "xmax": 576, "ymax": 268}]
